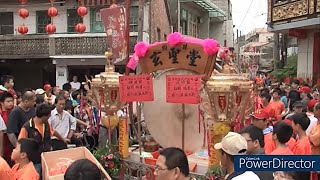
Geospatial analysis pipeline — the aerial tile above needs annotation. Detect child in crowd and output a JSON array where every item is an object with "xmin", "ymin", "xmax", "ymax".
[
  {"xmin": 11, "ymin": 138, "xmax": 40, "ymax": 180},
  {"xmin": 64, "ymin": 159, "xmax": 101, "ymax": 180},
  {"xmin": 270, "ymin": 121, "xmax": 294, "ymax": 155},
  {"xmin": 291, "ymin": 113, "xmax": 311, "ymax": 155}
]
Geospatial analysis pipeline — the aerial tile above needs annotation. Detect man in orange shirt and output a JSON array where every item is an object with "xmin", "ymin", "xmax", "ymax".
[
  {"xmin": 291, "ymin": 113, "xmax": 311, "ymax": 155},
  {"xmin": 19, "ymin": 104, "xmax": 66, "ymax": 175},
  {"xmin": 270, "ymin": 88, "xmax": 286, "ymax": 122},
  {"xmin": 270, "ymin": 121, "xmax": 294, "ymax": 155},
  {"xmin": 11, "ymin": 138, "xmax": 40, "ymax": 180},
  {"xmin": 259, "ymin": 92, "xmax": 276, "ymax": 122}
]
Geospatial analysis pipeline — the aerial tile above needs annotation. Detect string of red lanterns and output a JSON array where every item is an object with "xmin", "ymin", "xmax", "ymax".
[
  {"xmin": 75, "ymin": 0, "xmax": 87, "ymax": 34},
  {"xmin": 46, "ymin": 0, "xmax": 58, "ymax": 34},
  {"xmin": 17, "ymin": 1, "xmax": 29, "ymax": 35}
]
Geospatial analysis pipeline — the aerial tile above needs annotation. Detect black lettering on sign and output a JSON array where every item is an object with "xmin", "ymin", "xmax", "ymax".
[
  {"xmin": 187, "ymin": 49, "xmax": 201, "ymax": 67},
  {"xmin": 169, "ymin": 47, "xmax": 181, "ymax": 64},
  {"xmin": 182, "ymin": 44, "xmax": 188, "ymax": 50},
  {"xmin": 162, "ymin": 45, "xmax": 168, "ymax": 51},
  {"xmin": 150, "ymin": 51, "xmax": 163, "ymax": 66}
]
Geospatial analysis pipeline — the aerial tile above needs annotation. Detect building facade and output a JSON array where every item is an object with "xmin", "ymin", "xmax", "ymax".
[
  {"xmin": 240, "ymin": 28, "xmax": 275, "ymax": 71},
  {"xmin": 167, "ymin": 0, "xmax": 233, "ymax": 47},
  {"xmin": 267, "ymin": 0, "xmax": 320, "ymax": 81},
  {"xmin": 0, "ymin": 0, "xmax": 171, "ymax": 90}
]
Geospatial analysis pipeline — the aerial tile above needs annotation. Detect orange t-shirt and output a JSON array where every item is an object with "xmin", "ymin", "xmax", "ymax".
[
  {"xmin": 292, "ymin": 136, "xmax": 311, "ymax": 155},
  {"xmin": 264, "ymin": 133, "xmax": 296, "ymax": 154},
  {"xmin": 270, "ymin": 100, "xmax": 285, "ymax": 121},
  {"xmin": 261, "ymin": 103, "xmax": 276, "ymax": 120},
  {"xmin": 18, "ymin": 121, "xmax": 54, "ymax": 140},
  {"xmin": 270, "ymin": 147, "xmax": 294, "ymax": 155},
  {"xmin": 309, "ymin": 122, "xmax": 320, "ymax": 155},
  {"xmin": 0, "ymin": 156, "xmax": 13, "ymax": 180},
  {"xmin": 12, "ymin": 162, "xmax": 39, "ymax": 180}
]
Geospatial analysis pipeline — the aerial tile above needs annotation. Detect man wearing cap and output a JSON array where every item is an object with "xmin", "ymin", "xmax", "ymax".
[
  {"xmin": 285, "ymin": 101, "xmax": 305, "ymax": 119},
  {"xmin": 214, "ymin": 132, "xmax": 260, "ymax": 180},
  {"xmin": 250, "ymin": 109, "xmax": 296, "ymax": 154},
  {"xmin": 298, "ymin": 86, "xmax": 311, "ymax": 108},
  {"xmin": 43, "ymin": 84, "xmax": 56, "ymax": 105}
]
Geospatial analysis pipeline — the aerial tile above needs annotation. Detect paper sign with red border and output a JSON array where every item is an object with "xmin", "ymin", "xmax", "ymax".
[
  {"xmin": 119, "ymin": 75, "xmax": 154, "ymax": 102},
  {"xmin": 166, "ymin": 75, "xmax": 201, "ymax": 104}
]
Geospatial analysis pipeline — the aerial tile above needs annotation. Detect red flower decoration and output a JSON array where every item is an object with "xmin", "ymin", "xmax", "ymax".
[{"xmin": 108, "ymin": 161, "xmax": 115, "ymax": 169}]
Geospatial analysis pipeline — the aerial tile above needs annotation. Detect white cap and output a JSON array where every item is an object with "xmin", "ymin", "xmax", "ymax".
[
  {"xmin": 35, "ymin": 88, "xmax": 45, "ymax": 95},
  {"xmin": 214, "ymin": 132, "xmax": 247, "ymax": 156}
]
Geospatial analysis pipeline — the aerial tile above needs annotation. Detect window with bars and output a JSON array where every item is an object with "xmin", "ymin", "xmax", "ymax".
[
  {"xmin": 36, "ymin": 11, "xmax": 51, "ymax": 34},
  {"xmin": 67, "ymin": 9, "xmax": 83, "ymax": 33},
  {"xmin": 90, "ymin": 8, "xmax": 105, "ymax": 33},
  {"xmin": 130, "ymin": 6, "xmax": 138, "ymax": 32},
  {"xmin": 0, "ymin": 12, "xmax": 14, "ymax": 35}
]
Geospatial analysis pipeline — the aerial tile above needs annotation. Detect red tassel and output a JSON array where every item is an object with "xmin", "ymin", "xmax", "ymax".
[{"xmin": 198, "ymin": 105, "xmax": 201, "ymax": 133}]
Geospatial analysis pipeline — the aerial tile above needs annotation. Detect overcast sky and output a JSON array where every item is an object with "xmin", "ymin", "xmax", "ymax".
[{"xmin": 230, "ymin": 0, "xmax": 268, "ymax": 35}]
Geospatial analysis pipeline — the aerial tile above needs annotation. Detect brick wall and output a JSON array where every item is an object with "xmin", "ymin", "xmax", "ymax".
[{"xmin": 150, "ymin": 0, "xmax": 171, "ymax": 43}]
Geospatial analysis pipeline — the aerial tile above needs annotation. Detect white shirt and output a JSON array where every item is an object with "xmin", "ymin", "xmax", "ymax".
[
  {"xmin": 0, "ymin": 115, "xmax": 6, "ymax": 131},
  {"xmin": 48, "ymin": 108, "xmax": 77, "ymax": 139},
  {"xmin": 306, "ymin": 113, "xmax": 318, "ymax": 135},
  {"xmin": 230, "ymin": 171, "xmax": 260, "ymax": 180},
  {"xmin": 70, "ymin": 82, "xmax": 81, "ymax": 90}
]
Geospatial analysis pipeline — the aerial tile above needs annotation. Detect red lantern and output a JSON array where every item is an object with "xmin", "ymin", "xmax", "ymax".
[
  {"xmin": 19, "ymin": 0, "xmax": 27, "ymax": 4},
  {"xmin": 75, "ymin": 23, "xmax": 86, "ymax": 33},
  {"xmin": 48, "ymin": 7, "xmax": 58, "ymax": 17},
  {"xmin": 46, "ymin": 24, "xmax": 56, "ymax": 34},
  {"xmin": 77, "ymin": 6, "xmax": 88, "ymax": 17},
  {"xmin": 17, "ymin": 25, "xmax": 28, "ymax": 35},
  {"xmin": 18, "ymin": 8, "xmax": 29, "ymax": 19}
]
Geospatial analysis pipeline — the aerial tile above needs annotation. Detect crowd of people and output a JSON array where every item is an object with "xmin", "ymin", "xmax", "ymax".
[
  {"xmin": 153, "ymin": 78, "xmax": 320, "ymax": 180},
  {"xmin": 0, "ymin": 75, "xmax": 103, "ymax": 180}
]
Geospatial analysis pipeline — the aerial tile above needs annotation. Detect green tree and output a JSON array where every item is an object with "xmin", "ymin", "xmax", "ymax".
[{"xmin": 271, "ymin": 54, "xmax": 297, "ymax": 80}]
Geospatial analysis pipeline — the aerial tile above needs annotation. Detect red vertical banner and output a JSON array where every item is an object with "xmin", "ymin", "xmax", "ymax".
[
  {"xmin": 100, "ymin": 6, "xmax": 127, "ymax": 64},
  {"xmin": 166, "ymin": 75, "xmax": 202, "ymax": 104}
]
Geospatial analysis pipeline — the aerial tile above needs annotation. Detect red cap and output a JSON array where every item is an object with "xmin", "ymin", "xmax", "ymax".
[
  {"xmin": 43, "ymin": 84, "xmax": 52, "ymax": 91},
  {"xmin": 250, "ymin": 109, "xmax": 269, "ymax": 120},
  {"xmin": 297, "ymin": 86, "xmax": 311, "ymax": 93},
  {"xmin": 308, "ymin": 99, "xmax": 318, "ymax": 110}
]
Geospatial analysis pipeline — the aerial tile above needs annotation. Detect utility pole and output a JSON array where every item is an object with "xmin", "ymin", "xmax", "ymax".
[
  {"xmin": 137, "ymin": 0, "xmax": 144, "ymax": 42},
  {"xmin": 237, "ymin": 29, "xmax": 240, "ymax": 66},
  {"xmin": 273, "ymin": 32, "xmax": 279, "ymax": 70}
]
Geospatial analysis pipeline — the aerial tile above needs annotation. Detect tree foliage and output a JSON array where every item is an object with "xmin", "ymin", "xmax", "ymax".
[{"xmin": 271, "ymin": 54, "xmax": 297, "ymax": 80}]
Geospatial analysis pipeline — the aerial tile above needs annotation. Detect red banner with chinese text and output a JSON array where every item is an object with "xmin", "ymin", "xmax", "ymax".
[
  {"xmin": 119, "ymin": 75, "xmax": 154, "ymax": 102},
  {"xmin": 166, "ymin": 75, "xmax": 202, "ymax": 104}
]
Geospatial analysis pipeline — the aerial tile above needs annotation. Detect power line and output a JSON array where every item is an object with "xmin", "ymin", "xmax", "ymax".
[{"xmin": 238, "ymin": 0, "xmax": 254, "ymax": 29}]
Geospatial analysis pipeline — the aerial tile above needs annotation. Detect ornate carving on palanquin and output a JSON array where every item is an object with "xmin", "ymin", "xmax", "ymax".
[
  {"xmin": 273, "ymin": 0, "xmax": 308, "ymax": 21},
  {"xmin": 317, "ymin": 0, "xmax": 320, "ymax": 12},
  {"xmin": 310, "ymin": 0, "xmax": 315, "ymax": 14}
]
